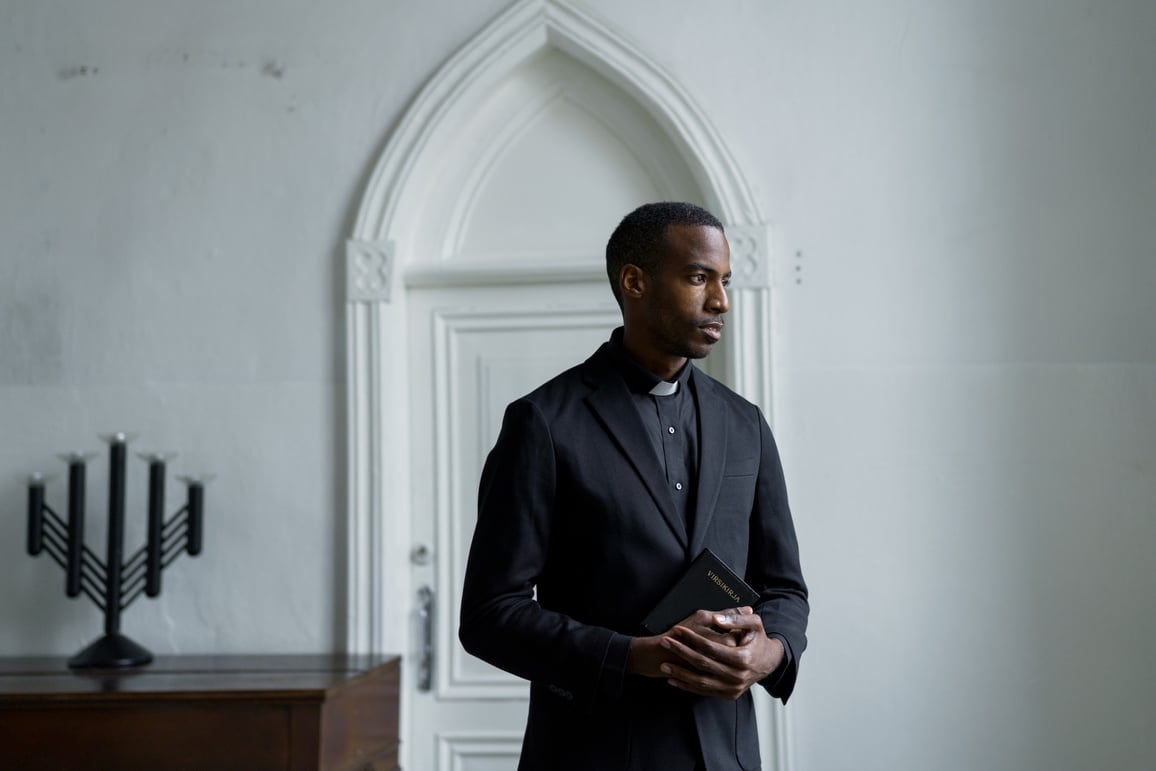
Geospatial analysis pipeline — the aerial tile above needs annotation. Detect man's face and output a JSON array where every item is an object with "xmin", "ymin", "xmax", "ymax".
[{"xmin": 639, "ymin": 223, "xmax": 731, "ymax": 361}]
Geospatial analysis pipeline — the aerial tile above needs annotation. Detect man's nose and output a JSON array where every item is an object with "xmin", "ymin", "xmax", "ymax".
[{"xmin": 709, "ymin": 282, "xmax": 730, "ymax": 314}]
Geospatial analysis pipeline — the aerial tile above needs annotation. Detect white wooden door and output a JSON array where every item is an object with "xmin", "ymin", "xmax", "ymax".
[{"xmin": 405, "ymin": 281, "xmax": 620, "ymax": 770}]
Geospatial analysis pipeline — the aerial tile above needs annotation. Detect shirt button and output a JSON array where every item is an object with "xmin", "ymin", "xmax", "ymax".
[
  {"xmin": 668, "ymin": 426, "xmax": 675, "ymax": 434},
  {"xmin": 675, "ymin": 482, "xmax": 683, "ymax": 490}
]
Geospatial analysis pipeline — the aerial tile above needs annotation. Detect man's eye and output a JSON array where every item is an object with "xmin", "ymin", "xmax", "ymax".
[
  {"xmin": 722, "ymin": 277, "xmax": 732, "ymax": 288},
  {"xmin": 690, "ymin": 274, "xmax": 707, "ymax": 283}
]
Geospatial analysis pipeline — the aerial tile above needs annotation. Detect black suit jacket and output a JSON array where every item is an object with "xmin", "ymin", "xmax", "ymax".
[{"xmin": 460, "ymin": 342, "xmax": 808, "ymax": 771}]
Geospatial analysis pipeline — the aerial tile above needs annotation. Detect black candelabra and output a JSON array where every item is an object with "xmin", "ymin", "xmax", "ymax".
[{"xmin": 25, "ymin": 432, "xmax": 209, "ymax": 669}]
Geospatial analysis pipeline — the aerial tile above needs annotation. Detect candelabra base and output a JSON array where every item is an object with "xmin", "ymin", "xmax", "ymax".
[{"xmin": 67, "ymin": 632, "xmax": 153, "ymax": 669}]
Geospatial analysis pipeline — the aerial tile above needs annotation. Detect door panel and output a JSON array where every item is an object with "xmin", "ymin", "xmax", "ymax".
[{"xmin": 407, "ymin": 282, "xmax": 619, "ymax": 769}]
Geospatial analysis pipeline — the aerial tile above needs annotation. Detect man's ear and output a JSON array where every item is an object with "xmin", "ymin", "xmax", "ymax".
[{"xmin": 621, "ymin": 264, "xmax": 646, "ymax": 300}]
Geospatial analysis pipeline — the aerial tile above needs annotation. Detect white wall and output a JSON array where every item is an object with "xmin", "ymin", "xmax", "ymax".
[
  {"xmin": 2, "ymin": 2, "xmax": 1152, "ymax": 770},
  {"xmin": 0, "ymin": 0, "xmax": 510, "ymax": 656}
]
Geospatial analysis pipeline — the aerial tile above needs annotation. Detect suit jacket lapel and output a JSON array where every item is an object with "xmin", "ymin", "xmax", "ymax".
[
  {"xmin": 582, "ymin": 349, "xmax": 688, "ymax": 548},
  {"xmin": 689, "ymin": 368, "xmax": 727, "ymax": 556}
]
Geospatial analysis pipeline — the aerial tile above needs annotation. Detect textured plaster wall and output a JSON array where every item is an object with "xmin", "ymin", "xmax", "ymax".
[{"xmin": 0, "ymin": 0, "xmax": 512, "ymax": 657}]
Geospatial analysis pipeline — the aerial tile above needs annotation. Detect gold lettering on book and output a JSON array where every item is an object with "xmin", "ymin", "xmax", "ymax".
[{"xmin": 707, "ymin": 570, "xmax": 741, "ymax": 603}]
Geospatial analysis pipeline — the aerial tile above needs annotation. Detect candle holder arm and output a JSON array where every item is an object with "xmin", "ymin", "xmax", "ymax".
[
  {"xmin": 39, "ymin": 507, "xmax": 109, "ymax": 585},
  {"xmin": 37, "ymin": 532, "xmax": 108, "ymax": 611},
  {"xmin": 119, "ymin": 579, "xmax": 148, "ymax": 611},
  {"xmin": 162, "ymin": 524, "xmax": 187, "ymax": 551},
  {"xmin": 123, "ymin": 547, "xmax": 147, "ymax": 579},
  {"xmin": 161, "ymin": 508, "xmax": 192, "ymax": 561}
]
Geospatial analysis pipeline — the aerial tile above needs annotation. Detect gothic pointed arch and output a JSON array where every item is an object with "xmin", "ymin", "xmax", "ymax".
[{"xmin": 343, "ymin": 1, "xmax": 785, "ymax": 765}]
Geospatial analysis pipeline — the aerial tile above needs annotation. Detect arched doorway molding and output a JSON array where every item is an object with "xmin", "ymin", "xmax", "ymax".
[{"xmin": 344, "ymin": 1, "xmax": 786, "ymax": 766}]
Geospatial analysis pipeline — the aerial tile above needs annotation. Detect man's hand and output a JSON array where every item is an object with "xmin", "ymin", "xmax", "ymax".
[
  {"xmin": 626, "ymin": 608, "xmax": 752, "ymax": 678},
  {"xmin": 657, "ymin": 607, "xmax": 783, "ymax": 700}
]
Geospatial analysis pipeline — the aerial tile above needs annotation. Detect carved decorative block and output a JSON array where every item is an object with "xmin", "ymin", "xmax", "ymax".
[
  {"xmin": 347, "ymin": 239, "xmax": 395, "ymax": 302},
  {"xmin": 726, "ymin": 223, "xmax": 772, "ymax": 289}
]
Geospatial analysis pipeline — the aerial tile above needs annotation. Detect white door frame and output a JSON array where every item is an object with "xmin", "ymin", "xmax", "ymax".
[{"xmin": 342, "ymin": 1, "xmax": 788, "ymax": 768}]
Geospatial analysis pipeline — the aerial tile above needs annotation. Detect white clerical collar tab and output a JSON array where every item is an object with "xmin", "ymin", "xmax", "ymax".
[{"xmin": 649, "ymin": 380, "xmax": 679, "ymax": 397}]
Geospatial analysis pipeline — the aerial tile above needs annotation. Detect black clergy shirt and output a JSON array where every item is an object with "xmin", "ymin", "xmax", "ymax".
[{"xmin": 607, "ymin": 327, "xmax": 699, "ymax": 535}]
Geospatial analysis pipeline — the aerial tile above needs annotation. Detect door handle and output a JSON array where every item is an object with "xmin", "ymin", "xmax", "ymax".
[{"xmin": 417, "ymin": 584, "xmax": 434, "ymax": 692}]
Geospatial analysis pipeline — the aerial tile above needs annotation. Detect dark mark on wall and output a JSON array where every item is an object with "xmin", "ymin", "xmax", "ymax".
[
  {"xmin": 172, "ymin": 52, "xmax": 284, "ymax": 77},
  {"xmin": 58, "ymin": 65, "xmax": 99, "ymax": 80}
]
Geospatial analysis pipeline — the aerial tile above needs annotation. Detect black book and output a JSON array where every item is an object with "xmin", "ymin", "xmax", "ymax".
[{"xmin": 641, "ymin": 548, "xmax": 760, "ymax": 634}]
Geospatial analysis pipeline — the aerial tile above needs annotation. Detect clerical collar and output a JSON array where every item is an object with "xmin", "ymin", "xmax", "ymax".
[{"xmin": 606, "ymin": 327, "xmax": 691, "ymax": 396}]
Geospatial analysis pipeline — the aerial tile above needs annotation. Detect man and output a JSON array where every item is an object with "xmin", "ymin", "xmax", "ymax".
[{"xmin": 459, "ymin": 202, "xmax": 808, "ymax": 770}]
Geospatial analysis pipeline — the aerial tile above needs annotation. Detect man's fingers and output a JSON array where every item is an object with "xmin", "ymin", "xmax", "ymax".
[
  {"xmin": 672, "ymin": 610, "xmax": 743, "ymax": 647},
  {"xmin": 659, "ymin": 657, "xmax": 748, "ymax": 700},
  {"xmin": 662, "ymin": 630, "xmax": 745, "ymax": 679},
  {"xmin": 668, "ymin": 624, "xmax": 745, "ymax": 656},
  {"xmin": 673, "ymin": 608, "xmax": 762, "ymax": 648},
  {"xmin": 711, "ymin": 608, "xmax": 764, "ymax": 632}
]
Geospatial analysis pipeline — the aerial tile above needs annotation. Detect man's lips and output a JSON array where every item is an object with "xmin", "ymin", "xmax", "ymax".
[{"xmin": 699, "ymin": 320, "xmax": 724, "ymax": 342}]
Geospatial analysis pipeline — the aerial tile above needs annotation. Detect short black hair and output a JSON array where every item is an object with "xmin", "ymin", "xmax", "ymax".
[{"xmin": 605, "ymin": 201, "xmax": 724, "ymax": 307}]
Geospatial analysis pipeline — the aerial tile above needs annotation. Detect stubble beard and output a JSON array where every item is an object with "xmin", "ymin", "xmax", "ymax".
[{"xmin": 658, "ymin": 321, "xmax": 716, "ymax": 361}]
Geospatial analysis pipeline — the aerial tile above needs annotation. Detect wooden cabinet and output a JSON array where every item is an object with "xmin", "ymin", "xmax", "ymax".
[{"xmin": 0, "ymin": 654, "xmax": 400, "ymax": 771}]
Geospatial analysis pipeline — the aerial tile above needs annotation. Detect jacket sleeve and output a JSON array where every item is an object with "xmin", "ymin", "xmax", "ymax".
[
  {"xmin": 747, "ymin": 407, "xmax": 809, "ymax": 703},
  {"xmin": 458, "ymin": 398, "xmax": 632, "ymax": 707}
]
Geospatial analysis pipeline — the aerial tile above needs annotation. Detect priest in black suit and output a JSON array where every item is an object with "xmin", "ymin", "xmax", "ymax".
[{"xmin": 459, "ymin": 202, "xmax": 809, "ymax": 771}]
